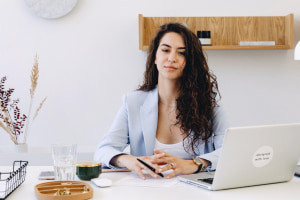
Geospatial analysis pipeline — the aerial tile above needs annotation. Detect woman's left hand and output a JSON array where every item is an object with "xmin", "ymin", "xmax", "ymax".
[{"xmin": 150, "ymin": 149, "xmax": 198, "ymax": 179}]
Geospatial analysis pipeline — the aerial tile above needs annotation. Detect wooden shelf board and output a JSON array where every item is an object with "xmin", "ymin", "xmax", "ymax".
[
  {"xmin": 203, "ymin": 45, "xmax": 291, "ymax": 50},
  {"xmin": 138, "ymin": 14, "xmax": 294, "ymax": 51},
  {"xmin": 140, "ymin": 45, "xmax": 290, "ymax": 51}
]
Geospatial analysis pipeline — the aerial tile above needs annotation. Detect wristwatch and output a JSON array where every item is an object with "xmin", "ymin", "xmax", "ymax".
[{"xmin": 193, "ymin": 158, "xmax": 206, "ymax": 173}]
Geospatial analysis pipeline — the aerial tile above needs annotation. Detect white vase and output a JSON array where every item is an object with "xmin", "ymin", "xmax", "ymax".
[{"xmin": 15, "ymin": 143, "xmax": 28, "ymax": 153}]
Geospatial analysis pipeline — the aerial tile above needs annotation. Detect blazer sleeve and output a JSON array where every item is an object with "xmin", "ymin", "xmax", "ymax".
[
  {"xmin": 93, "ymin": 95, "xmax": 129, "ymax": 168},
  {"xmin": 198, "ymin": 103, "xmax": 230, "ymax": 170}
]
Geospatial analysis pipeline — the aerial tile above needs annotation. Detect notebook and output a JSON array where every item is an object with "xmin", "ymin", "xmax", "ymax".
[{"xmin": 178, "ymin": 123, "xmax": 300, "ymax": 190}]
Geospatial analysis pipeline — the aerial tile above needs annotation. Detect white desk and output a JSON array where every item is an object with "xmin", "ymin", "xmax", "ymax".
[{"xmin": 1, "ymin": 166, "xmax": 300, "ymax": 200}]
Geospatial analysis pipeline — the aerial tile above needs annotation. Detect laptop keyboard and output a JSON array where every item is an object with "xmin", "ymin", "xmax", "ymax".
[
  {"xmin": 198, "ymin": 178, "xmax": 214, "ymax": 184},
  {"xmin": 196, "ymin": 171, "xmax": 215, "ymax": 184}
]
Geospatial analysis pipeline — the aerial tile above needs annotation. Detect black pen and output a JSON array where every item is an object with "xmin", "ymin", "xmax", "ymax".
[{"xmin": 137, "ymin": 158, "xmax": 164, "ymax": 178}]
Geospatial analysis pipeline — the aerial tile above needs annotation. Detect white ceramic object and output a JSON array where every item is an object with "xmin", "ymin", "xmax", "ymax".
[
  {"xmin": 91, "ymin": 178, "xmax": 113, "ymax": 188},
  {"xmin": 24, "ymin": 0, "xmax": 78, "ymax": 19}
]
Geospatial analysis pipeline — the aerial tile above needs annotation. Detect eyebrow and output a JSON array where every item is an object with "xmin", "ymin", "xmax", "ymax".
[{"xmin": 161, "ymin": 43, "xmax": 186, "ymax": 50}]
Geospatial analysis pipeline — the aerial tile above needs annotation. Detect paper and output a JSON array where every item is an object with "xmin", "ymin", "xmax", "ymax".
[
  {"xmin": 113, "ymin": 172, "xmax": 179, "ymax": 187},
  {"xmin": 0, "ymin": 182, "xmax": 6, "ymax": 198},
  {"xmin": 238, "ymin": 41, "xmax": 275, "ymax": 46}
]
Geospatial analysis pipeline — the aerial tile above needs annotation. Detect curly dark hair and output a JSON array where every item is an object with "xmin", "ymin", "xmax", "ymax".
[{"xmin": 138, "ymin": 23, "xmax": 220, "ymax": 155}]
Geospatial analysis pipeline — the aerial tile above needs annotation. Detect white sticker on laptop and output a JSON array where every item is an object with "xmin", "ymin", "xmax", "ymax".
[{"xmin": 252, "ymin": 146, "xmax": 274, "ymax": 167}]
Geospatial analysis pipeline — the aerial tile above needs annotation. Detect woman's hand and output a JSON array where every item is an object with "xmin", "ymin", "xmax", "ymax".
[
  {"xmin": 110, "ymin": 154, "xmax": 164, "ymax": 180},
  {"xmin": 150, "ymin": 149, "xmax": 199, "ymax": 179}
]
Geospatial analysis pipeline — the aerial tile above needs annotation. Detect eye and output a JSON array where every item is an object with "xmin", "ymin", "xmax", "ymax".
[
  {"xmin": 178, "ymin": 51, "xmax": 186, "ymax": 56},
  {"xmin": 161, "ymin": 49, "xmax": 169, "ymax": 53}
]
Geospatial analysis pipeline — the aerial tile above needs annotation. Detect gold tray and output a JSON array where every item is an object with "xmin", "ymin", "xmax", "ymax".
[{"xmin": 35, "ymin": 181, "xmax": 93, "ymax": 200}]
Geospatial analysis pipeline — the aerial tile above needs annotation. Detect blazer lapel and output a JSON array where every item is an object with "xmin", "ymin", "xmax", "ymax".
[{"xmin": 140, "ymin": 87, "xmax": 158, "ymax": 156}]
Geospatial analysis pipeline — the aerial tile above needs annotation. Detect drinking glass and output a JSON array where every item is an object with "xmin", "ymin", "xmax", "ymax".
[{"xmin": 51, "ymin": 144, "xmax": 77, "ymax": 181}]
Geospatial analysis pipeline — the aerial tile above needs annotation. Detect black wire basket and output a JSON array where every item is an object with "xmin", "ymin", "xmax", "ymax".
[{"xmin": 0, "ymin": 161, "xmax": 28, "ymax": 200}]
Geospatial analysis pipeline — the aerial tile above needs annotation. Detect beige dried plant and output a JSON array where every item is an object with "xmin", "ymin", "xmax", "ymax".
[
  {"xmin": 0, "ymin": 121, "xmax": 17, "ymax": 144},
  {"xmin": 30, "ymin": 54, "xmax": 39, "ymax": 98},
  {"xmin": 33, "ymin": 97, "xmax": 47, "ymax": 120},
  {"xmin": 24, "ymin": 54, "xmax": 46, "ymax": 143},
  {"xmin": 0, "ymin": 54, "xmax": 46, "ymax": 144},
  {"xmin": 0, "ymin": 102, "xmax": 18, "ymax": 144}
]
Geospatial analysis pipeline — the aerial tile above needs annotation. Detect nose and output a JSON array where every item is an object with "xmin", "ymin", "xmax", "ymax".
[{"xmin": 168, "ymin": 51, "xmax": 176, "ymax": 63}]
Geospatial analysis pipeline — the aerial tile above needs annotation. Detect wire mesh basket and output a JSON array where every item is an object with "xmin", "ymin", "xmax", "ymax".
[{"xmin": 0, "ymin": 161, "xmax": 28, "ymax": 200}]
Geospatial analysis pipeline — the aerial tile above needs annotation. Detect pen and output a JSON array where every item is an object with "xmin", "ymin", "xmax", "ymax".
[{"xmin": 137, "ymin": 158, "xmax": 164, "ymax": 178}]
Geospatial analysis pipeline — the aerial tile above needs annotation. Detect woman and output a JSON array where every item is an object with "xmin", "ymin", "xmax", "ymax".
[{"xmin": 94, "ymin": 23, "xmax": 229, "ymax": 179}]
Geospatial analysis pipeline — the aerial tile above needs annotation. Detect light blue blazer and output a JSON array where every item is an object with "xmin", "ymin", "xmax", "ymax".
[{"xmin": 94, "ymin": 86, "xmax": 229, "ymax": 170}]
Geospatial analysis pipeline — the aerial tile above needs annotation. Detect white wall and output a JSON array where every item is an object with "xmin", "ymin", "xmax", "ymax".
[{"xmin": 1, "ymin": 0, "xmax": 300, "ymax": 165}]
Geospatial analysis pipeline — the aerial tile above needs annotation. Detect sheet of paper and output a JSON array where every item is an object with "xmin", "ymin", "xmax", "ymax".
[
  {"xmin": 113, "ymin": 172, "xmax": 179, "ymax": 187},
  {"xmin": 0, "ymin": 182, "xmax": 6, "ymax": 198}
]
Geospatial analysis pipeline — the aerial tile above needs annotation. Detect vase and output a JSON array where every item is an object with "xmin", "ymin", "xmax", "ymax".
[{"xmin": 15, "ymin": 143, "xmax": 28, "ymax": 153}]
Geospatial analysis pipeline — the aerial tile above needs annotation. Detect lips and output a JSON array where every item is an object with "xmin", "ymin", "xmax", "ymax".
[{"xmin": 164, "ymin": 66, "xmax": 177, "ymax": 70}]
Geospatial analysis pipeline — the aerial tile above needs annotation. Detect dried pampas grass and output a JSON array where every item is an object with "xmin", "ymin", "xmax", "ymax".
[
  {"xmin": 24, "ymin": 54, "xmax": 46, "ymax": 143},
  {"xmin": 0, "ymin": 121, "xmax": 17, "ymax": 144},
  {"xmin": 30, "ymin": 54, "xmax": 39, "ymax": 98},
  {"xmin": 33, "ymin": 97, "xmax": 47, "ymax": 120},
  {"xmin": 0, "ymin": 54, "xmax": 46, "ymax": 144}
]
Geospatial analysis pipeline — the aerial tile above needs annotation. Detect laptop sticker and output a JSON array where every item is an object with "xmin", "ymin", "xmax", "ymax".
[{"xmin": 252, "ymin": 146, "xmax": 274, "ymax": 167}]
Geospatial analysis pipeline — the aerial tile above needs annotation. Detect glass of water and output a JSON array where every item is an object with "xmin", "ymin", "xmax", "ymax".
[{"xmin": 51, "ymin": 144, "xmax": 77, "ymax": 181}]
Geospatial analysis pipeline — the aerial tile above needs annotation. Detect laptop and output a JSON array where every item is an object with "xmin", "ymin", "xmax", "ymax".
[{"xmin": 178, "ymin": 123, "xmax": 300, "ymax": 190}]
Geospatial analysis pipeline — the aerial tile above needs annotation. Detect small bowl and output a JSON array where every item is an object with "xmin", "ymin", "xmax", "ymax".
[{"xmin": 76, "ymin": 161, "xmax": 102, "ymax": 181}]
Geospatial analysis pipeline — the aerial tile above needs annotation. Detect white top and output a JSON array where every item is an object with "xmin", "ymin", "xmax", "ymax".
[{"xmin": 154, "ymin": 138, "xmax": 193, "ymax": 160}]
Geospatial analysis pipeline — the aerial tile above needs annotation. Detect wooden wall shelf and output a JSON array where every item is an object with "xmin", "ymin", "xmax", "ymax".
[{"xmin": 138, "ymin": 14, "xmax": 294, "ymax": 50}]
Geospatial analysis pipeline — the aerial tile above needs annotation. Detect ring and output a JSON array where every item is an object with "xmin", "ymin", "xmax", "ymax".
[{"xmin": 170, "ymin": 163, "xmax": 175, "ymax": 169}]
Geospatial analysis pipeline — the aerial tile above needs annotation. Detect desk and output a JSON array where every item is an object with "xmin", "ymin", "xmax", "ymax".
[{"xmin": 1, "ymin": 166, "xmax": 300, "ymax": 200}]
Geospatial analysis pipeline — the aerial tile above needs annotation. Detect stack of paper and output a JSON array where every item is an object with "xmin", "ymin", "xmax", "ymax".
[
  {"xmin": 0, "ymin": 182, "xmax": 6, "ymax": 198},
  {"xmin": 114, "ymin": 173, "xmax": 179, "ymax": 187},
  {"xmin": 238, "ymin": 41, "xmax": 275, "ymax": 46}
]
